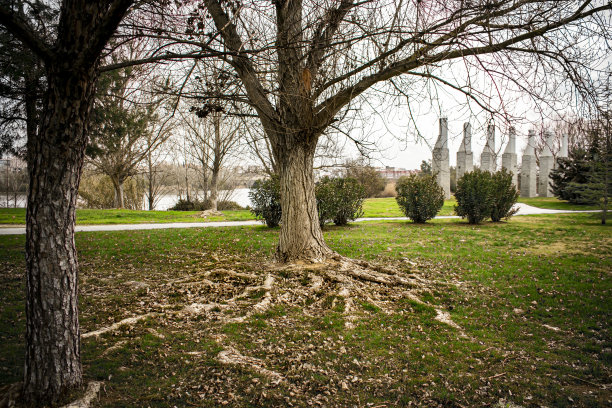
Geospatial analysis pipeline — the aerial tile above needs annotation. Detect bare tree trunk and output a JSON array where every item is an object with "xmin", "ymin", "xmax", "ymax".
[
  {"xmin": 118, "ymin": 182, "xmax": 125, "ymax": 209},
  {"xmin": 210, "ymin": 111, "xmax": 221, "ymax": 211},
  {"xmin": 202, "ymin": 173, "xmax": 209, "ymax": 201},
  {"xmin": 147, "ymin": 168, "xmax": 154, "ymax": 211},
  {"xmin": 146, "ymin": 137, "xmax": 154, "ymax": 211},
  {"xmin": 276, "ymin": 141, "xmax": 332, "ymax": 262},
  {"xmin": 111, "ymin": 176, "xmax": 125, "ymax": 208},
  {"xmin": 603, "ymin": 119, "xmax": 609, "ymax": 225},
  {"xmin": 24, "ymin": 65, "xmax": 96, "ymax": 404},
  {"xmin": 210, "ymin": 169, "xmax": 218, "ymax": 211}
]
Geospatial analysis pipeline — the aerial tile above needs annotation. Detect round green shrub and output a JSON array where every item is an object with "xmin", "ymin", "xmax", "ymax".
[
  {"xmin": 490, "ymin": 168, "xmax": 519, "ymax": 222},
  {"xmin": 169, "ymin": 198, "xmax": 208, "ymax": 211},
  {"xmin": 217, "ymin": 200, "xmax": 243, "ymax": 211},
  {"xmin": 316, "ymin": 176, "xmax": 366, "ymax": 226},
  {"xmin": 395, "ymin": 174, "xmax": 444, "ymax": 223},
  {"xmin": 248, "ymin": 176, "xmax": 282, "ymax": 227},
  {"xmin": 454, "ymin": 169, "xmax": 493, "ymax": 224}
]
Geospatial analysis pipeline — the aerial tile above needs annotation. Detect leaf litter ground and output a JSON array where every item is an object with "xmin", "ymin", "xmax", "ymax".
[{"xmin": 0, "ymin": 215, "xmax": 610, "ymax": 407}]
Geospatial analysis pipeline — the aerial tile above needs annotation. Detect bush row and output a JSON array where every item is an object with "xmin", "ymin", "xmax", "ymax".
[
  {"xmin": 394, "ymin": 169, "xmax": 518, "ymax": 224},
  {"xmin": 248, "ymin": 176, "xmax": 366, "ymax": 227},
  {"xmin": 251, "ymin": 169, "xmax": 518, "ymax": 227},
  {"xmin": 169, "ymin": 198, "xmax": 243, "ymax": 211},
  {"xmin": 454, "ymin": 168, "xmax": 518, "ymax": 224}
]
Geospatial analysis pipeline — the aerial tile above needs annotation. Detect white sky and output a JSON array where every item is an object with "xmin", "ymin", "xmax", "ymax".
[{"xmin": 341, "ymin": 86, "xmax": 543, "ymax": 171}]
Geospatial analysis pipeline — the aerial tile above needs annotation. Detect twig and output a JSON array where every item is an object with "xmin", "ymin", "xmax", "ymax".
[
  {"xmin": 471, "ymin": 346, "xmax": 494, "ymax": 354},
  {"xmin": 568, "ymin": 374, "xmax": 603, "ymax": 388},
  {"xmin": 486, "ymin": 372, "xmax": 506, "ymax": 380}
]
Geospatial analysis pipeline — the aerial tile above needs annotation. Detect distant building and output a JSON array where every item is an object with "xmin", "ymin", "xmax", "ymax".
[{"xmin": 376, "ymin": 166, "xmax": 417, "ymax": 180}]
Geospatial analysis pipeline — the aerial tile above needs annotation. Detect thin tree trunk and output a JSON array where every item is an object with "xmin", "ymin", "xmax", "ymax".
[
  {"xmin": 118, "ymin": 182, "xmax": 125, "ymax": 209},
  {"xmin": 210, "ymin": 169, "xmax": 218, "ymax": 211},
  {"xmin": 24, "ymin": 65, "xmax": 96, "ymax": 404},
  {"xmin": 202, "ymin": 174, "xmax": 209, "ymax": 201},
  {"xmin": 276, "ymin": 141, "xmax": 333, "ymax": 262},
  {"xmin": 111, "ymin": 176, "xmax": 125, "ymax": 208},
  {"xmin": 147, "ymin": 175, "xmax": 154, "ymax": 211},
  {"xmin": 146, "ymin": 139, "xmax": 155, "ymax": 211},
  {"xmin": 210, "ymin": 111, "xmax": 222, "ymax": 211}
]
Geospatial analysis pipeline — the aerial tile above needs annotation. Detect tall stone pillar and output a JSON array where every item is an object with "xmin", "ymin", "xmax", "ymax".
[
  {"xmin": 520, "ymin": 130, "xmax": 537, "ymax": 197},
  {"xmin": 539, "ymin": 131, "xmax": 555, "ymax": 197},
  {"xmin": 559, "ymin": 134, "xmax": 569, "ymax": 158},
  {"xmin": 432, "ymin": 118, "xmax": 450, "ymax": 199},
  {"xmin": 501, "ymin": 126, "xmax": 518, "ymax": 186},
  {"xmin": 480, "ymin": 123, "xmax": 496, "ymax": 172},
  {"xmin": 456, "ymin": 122, "xmax": 474, "ymax": 180}
]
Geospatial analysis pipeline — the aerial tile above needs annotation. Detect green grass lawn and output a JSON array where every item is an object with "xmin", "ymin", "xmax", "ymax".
[
  {"xmin": 0, "ymin": 196, "xmax": 603, "ymax": 226},
  {"xmin": 1, "ymin": 213, "xmax": 610, "ymax": 407},
  {"xmin": 362, "ymin": 197, "xmax": 457, "ymax": 217},
  {"xmin": 0, "ymin": 198, "xmax": 456, "ymax": 225},
  {"xmin": 0, "ymin": 208, "xmax": 254, "ymax": 225},
  {"xmin": 517, "ymin": 196, "xmax": 607, "ymax": 211}
]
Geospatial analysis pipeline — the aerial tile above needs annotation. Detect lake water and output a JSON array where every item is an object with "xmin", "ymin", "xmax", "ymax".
[
  {"xmin": 0, "ymin": 188, "xmax": 253, "ymax": 210},
  {"xmin": 155, "ymin": 188, "xmax": 252, "ymax": 210},
  {"xmin": 0, "ymin": 194, "xmax": 26, "ymax": 208}
]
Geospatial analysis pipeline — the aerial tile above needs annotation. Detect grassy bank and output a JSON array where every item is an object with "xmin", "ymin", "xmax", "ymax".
[
  {"xmin": 0, "ymin": 196, "xmax": 602, "ymax": 226},
  {"xmin": 1, "ymin": 213, "xmax": 610, "ymax": 407},
  {"xmin": 0, "ymin": 198, "xmax": 458, "ymax": 225},
  {"xmin": 0, "ymin": 208, "xmax": 254, "ymax": 225},
  {"xmin": 0, "ymin": 196, "xmax": 604, "ymax": 226},
  {"xmin": 361, "ymin": 197, "xmax": 457, "ymax": 217},
  {"xmin": 517, "ymin": 196, "xmax": 606, "ymax": 211}
]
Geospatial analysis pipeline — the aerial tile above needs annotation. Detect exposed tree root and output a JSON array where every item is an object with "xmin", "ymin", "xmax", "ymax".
[
  {"xmin": 209, "ymin": 268, "xmax": 258, "ymax": 280},
  {"xmin": 168, "ymin": 255, "xmax": 464, "ymax": 332},
  {"xmin": 81, "ymin": 254, "xmax": 465, "ymax": 346},
  {"xmin": 217, "ymin": 347, "xmax": 285, "ymax": 385},
  {"xmin": 82, "ymin": 313, "xmax": 156, "ymax": 339},
  {"xmin": 183, "ymin": 302, "xmax": 226, "ymax": 314},
  {"xmin": 252, "ymin": 274, "xmax": 275, "ymax": 312},
  {"xmin": 60, "ymin": 381, "xmax": 102, "ymax": 408},
  {"xmin": 77, "ymin": 254, "xmax": 467, "ymax": 406},
  {"xmin": 101, "ymin": 340, "xmax": 128, "ymax": 356},
  {"xmin": 434, "ymin": 309, "xmax": 466, "ymax": 335},
  {"xmin": 212, "ymin": 334, "xmax": 301, "ymax": 394},
  {"xmin": 0, "ymin": 381, "xmax": 102, "ymax": 408},
  {"xmin": 309, "ymin": 273, "xmax": 324, "ymax": 291},
  {"xmin": 0, "ymin": 382, "xmax": 21, "ymax": 408}
]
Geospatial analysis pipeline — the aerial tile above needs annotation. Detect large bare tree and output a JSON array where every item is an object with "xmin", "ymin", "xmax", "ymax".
[
  {"xmin": 87, "ymin": 65, "xmax": 172, "ymax": 208},
  {"xmin": 183, "ymin": 62, "xmax": 244, "ymax": 211},
  {"xmin": 200, "ymin": 0, "xmax": 611, "ymax": 262}
]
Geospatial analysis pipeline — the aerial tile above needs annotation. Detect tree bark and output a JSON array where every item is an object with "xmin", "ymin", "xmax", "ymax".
[
  {"xmin": 210, "ymin": 170, "xmax": 218, "ymax": 211},
  {"xmin": 0, "ymin": 0, "xmax": 135, "ymax": 404},
  {"xmin": 275, "ymin": 139, "xmax": 333, "ymax": 262},
  {"xmin": 111, "ymin": 176, "xmax": 125, "ymax": 208},
  {"xmin": 24, "ymin": 64, "xmax": 96, "ymax": 404},
  {"xmin": 210, "ymin": 111, "xmax": 221, "ymax": 211},
  {"xmin": 146, "ymin": 148, "xmax": 154, "ymax": 210}
]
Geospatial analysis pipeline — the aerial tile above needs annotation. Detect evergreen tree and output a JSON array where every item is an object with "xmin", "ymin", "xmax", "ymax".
[
  {"xmin": 550, "ymin": 115, "xmax": 612, "ymax": 220},
  {"xmin": 566, "ymin": 118, "xmax": 611, "ymax": 224},
  {"xmin": 550, "ymin": 148, "xmax": 592, "ymax": 202}
]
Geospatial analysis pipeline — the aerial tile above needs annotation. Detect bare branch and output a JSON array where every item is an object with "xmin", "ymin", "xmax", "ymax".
[{"xmin": 0, "ymin": 5, "xmax": 53, "ymax": 63}]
